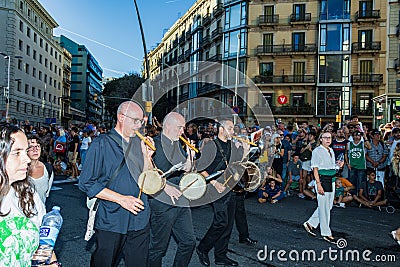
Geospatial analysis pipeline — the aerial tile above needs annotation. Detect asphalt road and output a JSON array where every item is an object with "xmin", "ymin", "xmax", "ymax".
[{"xmin": 47, "ymin": 178, "xmax": 400, "ymax": 267}]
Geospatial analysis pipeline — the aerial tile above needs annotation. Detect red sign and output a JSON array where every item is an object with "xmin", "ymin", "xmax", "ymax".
[{"xmin": 277, "ymin": 95, "xmax": 288, "ymax": 105}]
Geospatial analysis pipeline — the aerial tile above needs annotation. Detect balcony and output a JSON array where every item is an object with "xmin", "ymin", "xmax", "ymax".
[
  {"xmin": 177, "ymin": 54, "xmax": 185, "ymax": 63},
  {"xmin": 198, "ymin": 84, "xmax": 219, "ymax": 96},
  {"xmin": 172, "ymin": 39, "xmax": 178, "ymax": 47},
  {"xmin": 253, "ymin": 75, "xmax": 316, "ymax": 84},
  {"xmin": 184, "ymin": 49, "xmax": 191, "ymax": 59},
  {"xmin": 203, "ymin": 14, "xmax": 211, "ymax": 25},
  {"xmin": 351, "ymin": 106, "xmax": 373, "ymax": 116},
  {"xmin": 201, "ymin": 35, "xmax": 211, "ymax": 47},
  {"xmin": 185, "ymin": 29, "xmax": 192, "ymax": 39},
  {"xmin": 289, "ymin": 13, "xmax": 311, "ymax": 23},
  {"xmin": 352, "ymin": 42, "xmax": 381, "ymax": 53},
  {"xmin": 63, "ymin": 78, "xmax": 70, "ymax": 85},
  {"xmin": 208, "ymin": 54, "xmax": 222, "ymax": 62},
  {"xmin": 180, "ymin": 92, "xmax": 189, "ymax": 101},
  {"xmin": 395, "ymin": 58, "xmax": 399, "ymax": 71},
  {"xmin": 351, "ymin": 74, "xmax": 383, "ymax": 85},
  {"xmin": 256, "ymin": 44, "xmax": 317, "ymax": 56},
  {"xmin": 213, "ymin": 3, "xmax": 223, "ymax": 17},
  {"xmin": 211, "ymin": 27, "xmax": 223, "ymax": 40},
  {"xmin": 179, "ymin": 34, "xmax": 185, "ymax": 44},
  {"xmin": 270, "ymin": 105, "xmax": 314, "ymax": 116},
  {"xmin": 258, "ymin": 15, "xmax": 279, "ymax": 27},
  {"xmin": 63, "ymin": 64, "xmax": 71, "ymax": 71},
  {"xmin": 355, "ymin": 10, "xmax": 380, "ymax": 21}
]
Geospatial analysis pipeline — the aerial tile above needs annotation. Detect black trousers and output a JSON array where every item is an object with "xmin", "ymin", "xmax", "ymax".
[
  {"xmin": 197, "ymin": 191, "xmax": 235, "ymax": 261},
  {"xmin": 148, "ymin": 200, "xmax": 196, "ymax": 267},
  {"xmin": 91, "ymin": 224, "xmax": 150, "ymax": 267},
  {"xmin": 233, "ymin": 194, "xmax": 249, "ymax": 241}
]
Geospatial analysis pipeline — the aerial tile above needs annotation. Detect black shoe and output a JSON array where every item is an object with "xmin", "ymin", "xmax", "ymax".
[
  {"xmin": 303, "ymin": 222, "xmax": 317, "ymax": 237},
  {"xmin": 322, "ymin": 236, "xmax": 337, "ymax": 245},
  {"xmin": 215, "ymin": 256, "xmax": 238, "ymax": 266},
  {"xmin": 239, "ymin": 237, "xmax": 258, "ymax": 245},
  {"xmin": 196, "ymin": 247, "xmax": 210, "ymax": 266}
]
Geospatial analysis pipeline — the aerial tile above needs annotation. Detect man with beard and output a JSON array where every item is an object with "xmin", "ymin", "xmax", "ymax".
[{"xmin": 331, "ymin": 128, "xmax": 349, "ymax": 177}]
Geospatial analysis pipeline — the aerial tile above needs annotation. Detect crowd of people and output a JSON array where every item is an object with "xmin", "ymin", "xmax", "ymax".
[{"xmin": 2, "ymin": 105, "xmax": 400, "ymax": 266}]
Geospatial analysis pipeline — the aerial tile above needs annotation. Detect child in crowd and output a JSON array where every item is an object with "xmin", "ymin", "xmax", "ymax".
[{"xmin": 334, "ymin": 179, "xmax": 346, "ymax": 208}]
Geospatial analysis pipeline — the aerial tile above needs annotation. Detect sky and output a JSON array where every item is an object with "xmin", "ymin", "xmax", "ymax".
[{"xmin": 39, "ymin": 0, "xmax": 196, "ymax": 78}]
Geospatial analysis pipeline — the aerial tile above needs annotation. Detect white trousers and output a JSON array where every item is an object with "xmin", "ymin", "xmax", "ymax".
[{"xmin": 306, "ymin": 182, "xmax": 335, "ymax": 237}]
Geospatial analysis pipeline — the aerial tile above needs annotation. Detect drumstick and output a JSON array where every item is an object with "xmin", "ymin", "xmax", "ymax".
[
  {"xmin": 135, "ymin": 130, "xmax": 156, "ymax": 151},
  {"xmin": 138, "ymin": 173, "xmax": 146, "ymax": 199},
  {"xmin": 179, "ymin": 136, "xmax": 199, "ymax": 153},
  {"xmin": 222, "ymin": 175, "xmax": 233, "ymax": 187},
  {"xmin": 181, "ymin": 178, "xmax": 198, "ymax": 192}
]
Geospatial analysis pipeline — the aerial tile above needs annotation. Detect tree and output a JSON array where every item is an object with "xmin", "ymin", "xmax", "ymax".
[{"xmin": 102, "ymin": 73, "xmax": 145, "ymax": 120}]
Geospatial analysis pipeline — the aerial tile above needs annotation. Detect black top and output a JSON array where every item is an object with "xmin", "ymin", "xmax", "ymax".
[
  {"xmin": 152, "ymin": 133, "xmax": 187, "ymax": 185},
  {"xmin": 78, "ymin": 128, "xmax": 149, "ymax": 234},
  {"xmin": 68, "ymin": 134, "xmax": 80, "ymax": 152}
]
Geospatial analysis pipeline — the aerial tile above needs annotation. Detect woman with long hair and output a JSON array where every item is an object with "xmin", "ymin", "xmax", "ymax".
[
  {"xmin": 0, "ymin": 125, "xmax": 58, "ymax": 266},
  {"xmin": 27, "ymin": 135, "xmax": 54, "ymax": 204}
]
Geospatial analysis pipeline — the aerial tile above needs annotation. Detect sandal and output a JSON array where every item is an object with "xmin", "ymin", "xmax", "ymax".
[
  {"xmin": 303, "ymin": 222, "xmax": 317, "ymax": 237},
  {"xmin": 390, "ymin": 231, "xmax": 400, "ymax": 246},
  {"xmin": 322, "ymin": 236, "xmax": 337, "ymax": 245}
]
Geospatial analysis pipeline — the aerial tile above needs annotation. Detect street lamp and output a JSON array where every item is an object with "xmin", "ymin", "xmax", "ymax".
[{"xmin": 1, "ymin": 53, "xmax": 22, "ymax": 120}]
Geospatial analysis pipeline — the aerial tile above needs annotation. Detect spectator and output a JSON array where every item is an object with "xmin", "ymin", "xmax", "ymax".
[
  {"xmin": 354, "ymin": 170, "xmax": 387, "ymax": 209},
  {"xmin": 366, "ymin": 129, "xmax": 388, "ymax": 188},
  {"xmin": 333, "ymin": 179, "xmax": 353, "ymax": 208},
  {"xmin": 284, "ymin": 154, "xmax": 302, "ymax": 193},
  {"xmin": 271, "ymin": 133, "xmax": 285, "ymax": 179},
  {"xmin": 345, "ymin": 130, "xmax": 371, "ymax": 193},
  {"xmin": 67, "ymin": 127, "xmax": 80, "ymax": 181},
  {"xmin": 391, "ymin": 142, "xmax": 400, "ymax": 189},
  {"xmin": 258, "ymin": 179, "xmax": 285, "ymax": 204},
  {"xmin": 79, "ymin": 130, "xmax": 92, "ymax": 170},
  {"xmin": 303, "ymin": 179, "xmax": 316, "ymax": 200},
  {"xmin": 0, "ymin": 125, "xmax": 58, "ymax": 266},
  {"xmin": 331, "ymin": 128, "xmax": 348, "ymax": 177},
  {"xmin": 298, "ymin": 131, "xmax": 317, "ymax": 198},
  {"xmin": 279, "ymin": 130, "xmax": 292, "ymax": 186},
  {"xmin": 27, "ymin": 136, "xmax": 54, "ymax": 204},
  {"xmin": 54, "ymin": 127, "xmax": 67, "ymax": 161}
]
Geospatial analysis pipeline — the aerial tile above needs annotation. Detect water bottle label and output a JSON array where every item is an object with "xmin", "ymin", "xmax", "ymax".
[{"xmin": 39, "ymin": 226, "xmax": 59, "ymax": 247}]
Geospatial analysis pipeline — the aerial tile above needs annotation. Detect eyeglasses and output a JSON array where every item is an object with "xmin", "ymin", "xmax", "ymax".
[
  {"xmin": 321, "ymin": 136, "xmax": 332, "ymax": 139},
  {"xmin": 122, "ymin": 114, "xmax": 144, "ymax": 125},
  {"xmin": 28, "ymin": 145, "xmax": 41, "ymax": 151}
]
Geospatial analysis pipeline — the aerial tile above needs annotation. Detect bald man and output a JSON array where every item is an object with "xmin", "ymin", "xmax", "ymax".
[
  {"xmin": 147, "ymin": 112, "xmax": 196, "ymax": 267},
  {"xmin": 79, "ymin": 101, "xmax": 154, "ymax": 267}
]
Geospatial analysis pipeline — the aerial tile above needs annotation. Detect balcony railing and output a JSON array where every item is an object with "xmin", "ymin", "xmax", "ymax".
[
  {"xmin": 256, "ymin": 44, "xmax": 317, "ymax": 55},
  {"xmin": 203, "ymin": 14, "xmax": 211, "ymax": 25},
  {"xmin": 352, "ymin": 42, "xmax": 381, "ymax": 53},
  {"xmin": 201, "ymin": 35, "xmax": 211, "ymax": 47},
  {"xmin": 270, "ymin": 105, "xmax": 314, "ymax": 116},
  {"xmin": 177, "ymin": 54, "xmax": 184, "ymax": 63},
  {"xmin": 289, "ymin": 13, "xmax": 311, "ymax": 23},
  {"xmin": 63, "ymin": 78, "xmax": 70, "ymax": 85},
  {"xmin": 211, "ymin": 27, "xmax": 223, "ymax": 40},
  {"xmin": 253, "ymin": 75, "xmax": 316, "ymax": 84},
  {"xmin": 213, "ymin": 3, "xmax": 223, "ymax": 17},
  {"xmin": 198, "ymin": 84, "xmax": 220, "ymax": 96},
  {"xmin": 355, "ymin": 10, "xmax": 380, "ymax": 20},
  {"xmin": 179, "ymin": 34, "xmax": 185, "ymax": 44},
  {"xmin": 185, "ymin": 29, "xmax": 191, "ymax": 39},
  {"xmin": 172, "ymin": 39, "xmax": 178, "ymax": 47},
  {"xmin": 351, "ymin": 106, "xmax": 373, "ymax": 116},
  {"xmin": 351, "ymin": 74, "xmax": 383, "ymax": 85},
  {"xmin": 184, "ymin": 49, "xmax": 191, "ymax": 59},
  {"xmin": 258, "ymin": 15, "xmax": 279, "ymax": 26},
  {"xmin": 208, "ymin": 54, "xmax": 222, "ymax": 62}
]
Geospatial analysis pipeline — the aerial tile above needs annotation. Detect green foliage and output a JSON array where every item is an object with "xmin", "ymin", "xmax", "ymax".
[{"xmin": 102, "ymin": 73, "xmax": 145, "ymax": 119}]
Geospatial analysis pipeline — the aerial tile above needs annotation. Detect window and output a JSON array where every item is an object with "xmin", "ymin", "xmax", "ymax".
[
  {"xmin": 19, "ymin": 1, "xmax": 23, "ymax": 10},
  {"xmin": 16, "ymin": 101, "xmax": 20, "ymax": 112},
  {"xmin": 50, "ymin": 62, "xmax": 53, "ymax": 71},
  {"xmin": 25, "ymin": 63, "xmax": 29, "ymax": 74},
  {"xmin": 26, "ymin": 45, "xmax": 30, "ymax": 56},
  {"xmin": 260, "ymin": 62, "xmax": 273, "ymax": 76},
  {"xmin": 45, "ymin": 58, "xmax": 48, "ymax": 67},
  {"xmin": 38, "ymin": 71, "xmax": 42, "ymax": 81},
  {"xmin": 27, "ymin": 27, "xmax": 30, "ymax": 37},
  {"xmin": 261, "ymin": 33, "xmax": 273, "ymax": 53},
  {"xmin": 40, "ymin": 38, "xmax": 43, "ymax": 48},
  {"xmin": 32, "ymin": 87, "xmax": 35, "ymax": 96},
  {"xmin": 25, "ymin": 84, "xmax": 29, "ymax": 94},
  {"xmin": 27, "ymin": 9, "xmax": 30, "ymax": 18},
  {"xmin": 292, "ymin": 93, "xmax": 306, "ymax": 107},
  {"xmin": 45, "ymin": 43, "xmax": 48, "ymax": 52},
  {"xmin": 33, "ymin": 50, "xmax": 36, "ymax": 60},
  {"xmin": 44, "ymin": 74, "xmax": 47, "ymax": 83},
  {"xmin": 32, "ymin": 67, "xmax": 36, "ymax": 77},
  {"xmin": 17, "ymin": 81, "xmax": 21, "ymax": 91},
  {"xmin": 18, "ymin": 59, "xmax": 22, "ymax": 70},
  {"xmin": 292, "ymin": 32, "xmax": 305, "ymax": 51},
  {"xmin": 320, "ymin": 0, "xmax": 350, "ymax": 20},
  {"xmin": 360, "ymin": 60, "xmax": 372, "ymax": 75},
  {"xmin": 53, "ymin": 80, "xmax": 56, "ymax": 87},
  {"xmin": 19, "ymin": 40, "xmax": 23, "ymax": 51},
  {"xmin": 24, "ymin": 103, "xmax": 27, "ymax": 113},
  {"xmin": 293, "ymin": 4, "xmax": 306, "ymax": 21},
  {"xmin": 50, "ymin": 47, "xmax": 53, "ymax": 56},
  {"xmin": 359, "ymin": 0, "xmax": 373, "ymax": 17},
  {"xmin": 293, "ymin": 62, "xmax": 305, "ymax": 82},
  {"xmin": 319, "ymin": 55, "xmax": 349, "ymax": 83},
  {"xmin": 55, "ymin": 51, "xmax": 58, "ymax": 59},
  {"xmin": 49, "ymin": 77, "xmax": 52, "ymax": 85},
  {"xmin": 38, "ymin": 89, "xmax": 41, "ymax": 98},
  {"xmin": 358, "ymin": 93, "xmax": 372, "ymax": 111},
  {"xmin": 34, "ymin": 33, "xmax": 37, "ymax": 43},
  {"xmin": 39, "ymin": 54, "xmax": 42, "ymax": 64},
  {"xmin": 54, "ymin": 65, "xmax": 57, "ymax": 74},
  {"xmin": 358, "ymin": 30, "xmax": 373, "ymax": 49},
  {"xmin": 225, "ymin": 2, "xmax": 247, "ymax": 29},
  {"xmin": 44, "ymin": 92, "xmax": 47, "ymax": 101},
  {"xmin": 320, "ymin": 23, "xmax": 350, "ymax": 52},
  {"xmin": 19, "ymin": 21, "xmax": 23, "ymax": 31},
  {"xmin": 223, "ymin": 29, "xmax": 247, "ymax": 58},
  {"xmin": 49, "ymin": 94, "xmax": 52, "ymax": 102}
]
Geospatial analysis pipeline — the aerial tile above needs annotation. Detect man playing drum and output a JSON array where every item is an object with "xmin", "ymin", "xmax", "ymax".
[
  {"xmin": 195, "ymin": 119, "xmax": 249, "ymax": 266},
  {"xmin": 148, "ymin": 112, "xmax": 197, "ymax": 267}
]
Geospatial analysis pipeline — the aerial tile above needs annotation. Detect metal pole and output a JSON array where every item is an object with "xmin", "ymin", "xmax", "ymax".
[
  {"xmin": 233, "ymin": 33, "xmax": 240, "ymax": 124},
  {"xmin": 5, "ymin": 55, "xmax": 10, "ymax": 120}
]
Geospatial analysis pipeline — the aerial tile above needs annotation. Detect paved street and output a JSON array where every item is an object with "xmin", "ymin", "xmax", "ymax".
[{"xmin": 48, "ymin": 177, "xmax": 399, "ymax": 267}]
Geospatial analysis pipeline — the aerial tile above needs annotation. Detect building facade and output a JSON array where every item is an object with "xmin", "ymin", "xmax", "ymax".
[
  {"xmin": 0, "ymin": 0, "xmax": 63, "ymax": 125},
  {"xmin": 147, "ymin": 0, "xmax": 394, "ymax": 126},
  {"xmin": 58, "ymin": 35, "xmax": 103, "ymax": 123}
]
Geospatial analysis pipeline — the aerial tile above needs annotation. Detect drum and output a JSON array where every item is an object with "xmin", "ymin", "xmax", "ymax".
[
  {"xmin": 138, "ymin": 169, "xmax": 166, "ymax": 195},
  {"xmin": 224, "ymin": 161, "xmax": 261, "ymax": 192},
  {"xmin": 179, "ymin": 172, "xmax": 207, "ymax": 200}
]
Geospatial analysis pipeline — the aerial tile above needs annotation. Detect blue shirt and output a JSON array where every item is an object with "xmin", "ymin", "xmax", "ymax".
[{"xmin": 79, "ymin": 129, "xmax": 149, "ymax": 234}]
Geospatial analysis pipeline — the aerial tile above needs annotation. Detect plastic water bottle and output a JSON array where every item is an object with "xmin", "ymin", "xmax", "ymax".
[{"xmin": 31, "ymin": 206, "xmax": 63, "ymax": 266}]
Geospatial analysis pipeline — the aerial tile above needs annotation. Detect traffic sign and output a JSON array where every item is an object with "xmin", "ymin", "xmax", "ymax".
[{"xmin": 233, "ymin": 106, "xmax": 240, "ymax": 114}]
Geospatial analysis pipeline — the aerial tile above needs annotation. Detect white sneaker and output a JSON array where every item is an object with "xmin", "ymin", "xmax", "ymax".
[{"xmin": 78, "ymin": 164, "xmax": 82, "ymax": 171}]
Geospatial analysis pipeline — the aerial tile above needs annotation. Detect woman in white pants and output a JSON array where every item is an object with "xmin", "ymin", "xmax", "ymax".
[{"xmin": 303, "ymin": 132, "xmax": 343, "ymax": 244}]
